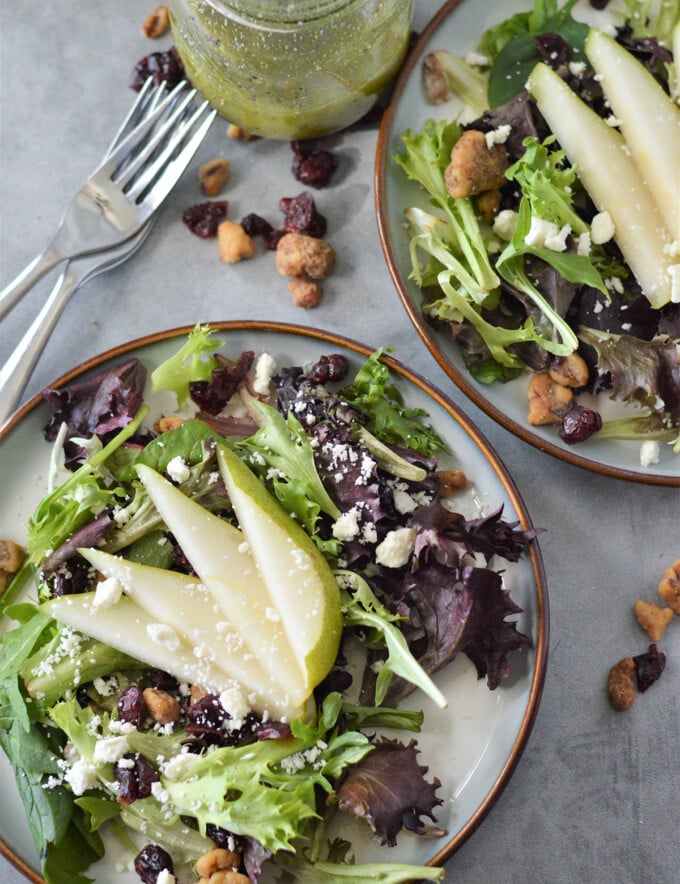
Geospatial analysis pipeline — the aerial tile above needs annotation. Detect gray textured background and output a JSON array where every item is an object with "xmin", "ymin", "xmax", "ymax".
[{"xmin": 1, "ymin": 1, "xmax": 678, "ymax": 882}]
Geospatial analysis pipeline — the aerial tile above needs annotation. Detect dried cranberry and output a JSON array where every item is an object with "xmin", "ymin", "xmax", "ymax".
[
  {"xmin": 305, "ymin": 354, "xmax": 349, "ymax": 385},
  {"xmin": 280, "ymin": 191, "xmax": 327, "ymax": 238},
  {"xmin": 49, "ymin": 555, "xmax": 93, "ymax": 597},
  {"xmin": 134, "ymin": 844, "xmax": 174, "ymax": 884},
  {"xmin": 171, "ymin": 540, "xmax": 194, "ymax": 574},
  {"xmin": 633, "ymin": 643, "xmax": 666, "ymax": 693},
  {"xmin": 262, "ymin": 228, "xmax": 288, "ymax": 251},
  {"xmin": 130, "ymin": 46, "xmax": 186, "ymax": 92},
  {"xmin": 292, "ymin": 150, "xmax": 339, "ymax": 188},
  {"xmin": 187, "ymin": 693, "xmax": 227, "ymax": 728},
  {"xmin": 558, "ymin": 405, "xmax": 602, "ymax": 444},
  {"xmin": 290, "ymin": 138, "xmax": 328, "ymax": 155},
  {"xmin": 115, "ymin": 753, "xmax": 159, "ymax": 805},
  {"xmin": 118, "ymin": 685, "xmax": 147, "ymax": 729},
  {"xmin": 534, "ymin": 33, "xmax": 569, "ymax": 68},
  {"xmin": 182, "ymin": 200, "xmax": 229, "ymax": 238},
  {"xmin": 241, "ymin": 213, "xmax": 274, "ymax": 237},
  {"xmin": 144, "ymin": 669, "xmax": 179, "ymax": 692},
  {"xmin": 189, "ymin": 350, "xmax": 254, "ymax": 414}
]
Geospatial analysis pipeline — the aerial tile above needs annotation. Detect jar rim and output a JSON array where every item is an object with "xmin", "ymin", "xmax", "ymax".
[{"xmin": 202, "ymin": 0, "xmax": 363, "ymax": 25}]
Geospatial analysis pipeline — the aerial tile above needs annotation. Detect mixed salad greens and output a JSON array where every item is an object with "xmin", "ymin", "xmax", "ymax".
[
  {"xmin": 396, "ymin": 0, "xmax": 680, "ymax": 462},
  {"xmin": 0, "ymin": 326, "xmax": 538, "ymax": 884}
]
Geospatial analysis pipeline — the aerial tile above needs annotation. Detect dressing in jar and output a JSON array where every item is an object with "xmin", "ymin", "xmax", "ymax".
[{"xmin": 168, "ymin": 0, "xmax": 413, "ymax": 139}]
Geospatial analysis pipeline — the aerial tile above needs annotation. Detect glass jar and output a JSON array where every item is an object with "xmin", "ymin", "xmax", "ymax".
[{"xmin": 168, "ymin": 0, "xmax": 413, "ymax": 140}]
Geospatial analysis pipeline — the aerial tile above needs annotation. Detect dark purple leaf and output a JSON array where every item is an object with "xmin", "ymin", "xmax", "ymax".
[
  {"xmin": 189, "ymin": 351, "xmax": 255, "ymax": 415},
  {"xmin": 336, "ymin": 739, "xmax": 442, "ymax": 846}
]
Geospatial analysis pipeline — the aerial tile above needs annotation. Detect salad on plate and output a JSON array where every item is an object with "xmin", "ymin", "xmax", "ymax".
[
  {"xmin": 0, "ymin": 326, "xmax": 541, "ymax": 884},
  {"xmin": 392, "ymin": 0, "xmax": 679, "ymax": 469}
]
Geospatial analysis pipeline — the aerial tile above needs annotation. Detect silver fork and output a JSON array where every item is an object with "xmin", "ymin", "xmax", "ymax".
[{"xmin": 0, "ymin": 80, "xmax": 216, "ymax": 321}]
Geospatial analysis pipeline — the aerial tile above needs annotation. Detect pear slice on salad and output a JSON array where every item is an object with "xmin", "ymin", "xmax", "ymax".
[
  {"xmin": 585, "ymin": 28, "xmax": 680, "ymax": 242},
  {"xmin": 527, "ymin": 61, "xmax": 675, "ymax": 308},
  {"xmin": 135, "ymin": 464, "xmax": 307, "ymax": 701},
  {"xmin": 42, "ymin": 593, "xmax": 250, "ymax": 700},
  {"xmin": 217, "ymin": 444, "xmax": 343, "ymax": 695},
  {"xmin": 78, "ymin": 548, "xmax": 279, "ymax": 705}
]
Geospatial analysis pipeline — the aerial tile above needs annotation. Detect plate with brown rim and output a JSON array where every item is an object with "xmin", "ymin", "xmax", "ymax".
[
  {"xmin": 0, "ymin": 321, "xmax": 548, "ymax": 882},
  {"xmin": 375, "ymin": 0, "xmax": 680, "ymax": 486}
]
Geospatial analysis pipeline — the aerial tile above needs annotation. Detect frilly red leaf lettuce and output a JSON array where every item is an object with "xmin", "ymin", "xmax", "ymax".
[{"xmin": 335, "ymin": 739, "xmax": 443, "ymax": 846}]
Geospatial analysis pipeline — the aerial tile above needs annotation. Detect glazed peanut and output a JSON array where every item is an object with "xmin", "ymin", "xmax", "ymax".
[
  {"xmin": 154, "ymin": 416, "xmax": 186, "ymax": 433},
  {"xmin": 658, "ymin": 560, "xmax": 680, "ymax": 614},
  {"xmin": 217, "ymin": 221, "xmax": 255, "ymax": 263},
  {"xmin": 548, "ymin": 353, "xmax": 589, "ymax": 388},
  {"xmin": 633, "ymin": 599, "xmax": 674, "ymax": 642},
  {"xmin": 435, "ymin": 469, "xmax": 468, "ymax": 496},
  {"xmin": 445, "ymin": 129, "xmax": 509, "ymax": 199},
  {"xmin": 276, "ymin": 233, "xmax": 336, "ymax": 279},
  {"xmin": 607, "ymin": 657, "xmax": 636, "ymax": 710},
  {"xmin": 527, "ymin": 372, "xmax": 574, "ymax": 425},
  {"xmin": 288, "ymin": 278, "xmax": 323, "ymax": 308},
  {"xmin": 142, "ymin": 6, "xmax": 170, "ymax": 39},
  {"xmin": 226, "ymin": 124, "xmax": 253, "ymax": 141},
  {"xmin": 196, "ymin": 848, "xmax": 241, "ymax": 877},
  {"xmin": 143, "ymin": 688, "xmax": 181, "ymax": 725},
  {"xmin": 200, "ymin": 158, "xmax": 230, "ymax": 196}
]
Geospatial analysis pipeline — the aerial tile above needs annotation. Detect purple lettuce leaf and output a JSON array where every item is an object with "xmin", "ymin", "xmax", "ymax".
[
  {"xmin": 410, "ymin": 500, "xmax": 538, "ymax": 566},
  {"xmin": 335, "ymin": 738, "xmax": 443, "ymax": 846},
  {"xmin": 42, "ymin": 358, "xmax": 147, "ymax": 464}
]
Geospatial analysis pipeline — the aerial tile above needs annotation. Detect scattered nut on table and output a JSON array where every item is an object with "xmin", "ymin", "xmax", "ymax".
[
  {"xmin": 658, "ymin": 559, "xmax": 680, "ymax": 614},
  {"xmin": 141, "ymin": 5, "xmax": 169, "ymax": 39},
  {"xmin": 607, "ymin": 657, "xmax": 636, "ymax": 710},
  {"xmin": 217, "ymin": 221, "xmax": 255, "ymax": 263},
  {"xmin": 226, "ymin": 124, "xmax": 254, "ymax": 141},
  {"xmin": 276, "ymin": 232, "xmax": 336, "ymax": 279},
  {"xmin": 288, "ymin": 278, "xmax": 323, "ymax": 308},
  {"xmin": 200, "ymin": 158, "xmax": 230, "ymax": 196},
  {"xmin": 634, "ymin": 599, "xmax": 674, "ymax": 642}
]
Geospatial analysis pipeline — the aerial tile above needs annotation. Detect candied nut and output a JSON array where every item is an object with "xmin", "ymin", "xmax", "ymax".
[
  {"xmin": 153, "ymin": 416, "xmax": 185, "ymax": 433},
  {"xmin": 142, "ymin": 688, "xmax": 180, "ymax": 725},
  {"xmin": 206, "ymin": 873, "xmax": 251, "ymax": 884},
  {"xmin": 527, "ymin": 372, "xmax": 575, "ymax": 426},
  {"xmin": 276, "ymin": 233, "xmax": 336, "ymax": 279},
  {"xmin": 196, "ymin": 848, "xmax": 241, "ymax": 877},
  {"xmin": 475, "ymin": 189, "xmax": 502, "ymax": 222},
  {"xmin": 0, "ymin": 539, "xmax": 26, "ymax": 574},
  {"xmin": 0, "ymin": 572, "xmax": 10, "ymax": 596},
  {"xmin": 217, "ymin": 220, "xmax": 255, "ymax": 263},
  {"xmin": 142, "ymin": 5, "xmax": 170, "ymax": 39},
  {"xmin": 607, "ymin": 657, "xmax": 636, "ymax": 710},
  {"xmin": 658, "ymin": 559, "xmax": 680, "ymax": 614},
  {"xmin": 190, "ymin": 684, "xmax": 209, "ymax": 705},
  {"xmin": 435, "ymin": 469, "xmax": 468, "ymax": 496},
  {"xmin": 288, "ymin": 278, "xmax": 323, "ymax": 308},
  {"xmin": 226, "ymin": 123, "xmax": 253, "ymax": 141},
  {"xmin": 445, "ymin": 129, "xmax": 509, "ymax": 199},
  {"xmin": 548, "ymin": 353, "xmax": 589, "ymax": 388},
  {"xmin": 200, "ymin": 158, "xmax": 230, "ymax": 196},
  {"xmin": 634, "ymin": 599, "xmax": 674, "ymax": 642}
]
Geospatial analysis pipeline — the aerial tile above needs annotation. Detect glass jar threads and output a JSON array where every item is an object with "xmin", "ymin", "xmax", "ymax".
[{"xmin": 168, "ymin": 0, "xmax": 413, "ymax": 139}]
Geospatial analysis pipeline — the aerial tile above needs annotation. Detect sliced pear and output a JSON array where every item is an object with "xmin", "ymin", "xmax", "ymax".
[
  {"xmin": 217, "ymin": 444, "xmax": 343, "ymax": 693},
  {"xmin": 42, "ymin": 593, "xmax": 243, "ymax": 698},
  {"xmin": 585, "ymin": 28, "xmax": 680, "ymax": 241},
  {"xmin": 135, "ymin": 464, "xmax": 305, "ymax": 698},
  {"xmin": 79, "ymin": 547, "xmax": 276, "ymax": 699},
  {"xmin": 527, "ymin": 62, "xmax": 674, "ymax": 307}
]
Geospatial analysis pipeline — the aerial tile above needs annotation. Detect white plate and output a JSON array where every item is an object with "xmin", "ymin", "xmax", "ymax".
[
  {"xmin": 375, "ymin": 0, "xmax": 680, "ymax": 486},
  {"xmin": 0, "ymin": 322, "xmax": 548, "ymax": 881}
]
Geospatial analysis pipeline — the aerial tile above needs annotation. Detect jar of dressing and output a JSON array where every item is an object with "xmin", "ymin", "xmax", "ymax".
[{"xmin": 168, "ymin": 0, "xmax": 413, "ymax": 140}]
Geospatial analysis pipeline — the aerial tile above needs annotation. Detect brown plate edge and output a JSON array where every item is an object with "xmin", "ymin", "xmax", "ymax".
[
  {"xmin": 0, "ymin": 319, "xmax": 549, "ymax": 876},
  {"xmin": 374, "ymin": 0, "xmax": 680, "ymax": 489}
]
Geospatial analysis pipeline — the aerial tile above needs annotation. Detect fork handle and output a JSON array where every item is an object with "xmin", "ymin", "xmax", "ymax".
[
  {"xmin": 0, "ymin": 264, "xmax": 79, "ymax": 428},
  {"xmin": 0, "ymin": 247, "xmax": 65, "ymax": 322}
]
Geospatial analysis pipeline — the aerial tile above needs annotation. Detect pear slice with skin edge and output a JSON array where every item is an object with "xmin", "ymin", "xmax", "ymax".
[
  {"xmin": 41, "ymin": 592, "xmax": 260, "ymax": 704},
  {"xmin": 135, "ymin": 463, "xmax": 306, "ymax": 699},
  {"xmin": 78, "ymin": 547, "xmax": 282, "ymax": 705},
  {"xmin": 217, "ymin": 444, "xmax": 343, "ymax": 694}
]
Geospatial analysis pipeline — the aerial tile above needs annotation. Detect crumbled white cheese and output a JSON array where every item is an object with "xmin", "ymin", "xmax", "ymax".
[
  {"xmin": 604, "ymin": 114, "xmax": 623, "ymax": 128},
  {"xmin": 65, "ymin": 759, "xmax": 98, "ymax": 796},
  {"xmin": 93, "ymin": 675, "xmax": 118, "ymax": 697},
  {"xmin": 93, "ymin": 735, "xmax": 129, "ymax": 765},
  {"xmin": 392, "ymin": 487, "xmax": 418, "ymax": 515},
  {"xmin": 485, "ymin": 124, "xmax": 511, "ymax": 149},
  {"xmin": 220, "ymin": 687, "xmax": 250, "ymax": 727},
  {"xmin": 605, "ymin": 276, "xmax": 624, "ymax": 295},
  {"xmin": 166, "ymin": 455, "xmax": 191, "ymax": 484},
  {"xmin": 639, "ymin": 440, "xmax": 660, "ymax": 467},
  {"xmin": 156, "ymin": 870, "xmax": 176, "ymax": 884},
  {"xmin": 332, "ymin": 509, "xmax": 361, "ymax": 541},
  {"xmin": 375, "ymin": 528, "xmax": 416, "ymax": 569},
  {"xmin": 265, "ymin": 606, "xmax": 281, "ymax": 623},
  {"xmin": 146, "ymin": 623, "xmax": 181, "ymax": 652},
  {"xmin": 663, "ymin": 241, "xmax": 680, "ymax": 258},
  {"xmin": 568, "ymin": 61, "xmax": 587, "ymax": 76},
  {"xmin": 525, "ymin": 216, "xmax": 571, "ymax": 251},
  {"xmin": 576, "ymin": 231, "xmax": 591, "ymax": 257},
  {"xmin": 591, "ymin": 211, "xmax": 615, "ymax": 244},
  {"xmin": 92, "ymin": 576, "xmax": 123, "ymax": 610},
  {"xmin": 253, "ymin": 352, "xmax": 277, "ymax": 395},
  {"xmin": 492, "ymin": 209, "xmax": 519, "ymax": 241}
]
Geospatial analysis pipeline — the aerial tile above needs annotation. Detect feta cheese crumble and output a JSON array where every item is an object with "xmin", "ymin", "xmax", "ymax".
[
  {"xmin": 375, "ymin": 528, "xmax": 416, "ymax": 569},
  {"xmin": 639, "ymin": 440, "xmax": 660, "ymax": 468},
  {"xmin": 253, "ymin": 352, "xmax": 277, "ymax": 395},
  {"xmin": 166, "ymin": 455, "xmax": 191, "ymax": 484},
  {"xmin": 146, "ymin": 623, "xmax": 181, "ymax": 652},
  {"xmin": 92, "ymin": 576, "xmax": 123, "ymax": 610},
  {"xmin": 591, "ymin": 211, "xmax": 615, "ymax": 245}
]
